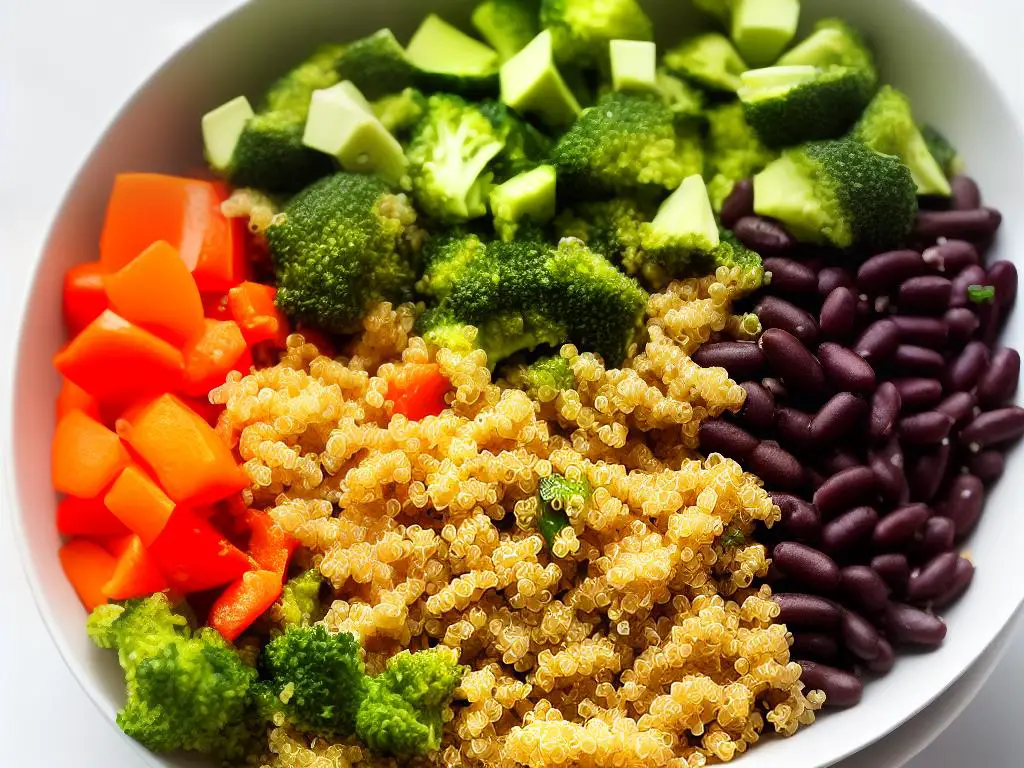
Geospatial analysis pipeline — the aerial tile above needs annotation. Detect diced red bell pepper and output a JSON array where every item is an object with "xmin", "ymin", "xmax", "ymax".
[
  {"xmin": 60, "ymin": 540, "xmax": 117, "ymax": 610},
  {"xmin": 56, "ymin": 377, "xmax": 102, "ymax": 422},
  {"xmin": 388, "ymin": 363, "xmax": 452, "ymax": 420},
  {"xmin": 181, "ymin": 319, "xmax": 250, "ymax": 398},
  {"xmin": 209, "ymin": 569, "xmax": 283, "ymax": 642},
  {"xmin": 51, "ymin": 410, "xmax": 130, "ymax": 499},
  {"xmin": 103, "ymin": 465, "xmax": 175, "ymax": 546},
  {"xmin": 246, "ymin": 510, "xmax": 298, "ymax": 578},
  {"xmin": 103, "ymin": 534, "xmax": 168, "ymax": 600},
  {"xmin": 202, "ymin": 293, "xmax": 233, "ymax": 321},
  {"xmin": 228, "ymin": 282, "xmax": 290, "ymax": 347},
  {"xmin": 56, "ymin": 495, "xmax": 129, "ymax": 539},
  {"xmin": 63, "ymin": 262, "xmax": 110, "ymax": 337},
  {"xmin": 147, "ymin": 507, "xmax": 251, "ymax": 593}
]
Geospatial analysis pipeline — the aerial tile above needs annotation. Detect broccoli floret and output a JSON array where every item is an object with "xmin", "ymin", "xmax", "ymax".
[
  {"xmin": 355, "ymin": 647, "xmax": 464, "ymax": 758},
  {"xmin": 739, "ymin": 64, "xmax": 876, "ymax": 147},
  {"xmin": 704, "ymin": 101, "xmax": 778, "ymax": 211},
  {"xmin": 663, "ymin": 33, "xmax": 748, "ymax": 93},
  {"xmin": 715, "ymin": 228, "xmax": 768, "ymax": 292},
  {"xmin": 372, "ymin": 88, "xmax": 427, "ymax": 134},
  {"xmin": 692, "ymin": 0, "xmax": 733, "ymax": 24},
  {"xmin": 653, "ymin": 69, "xmax": 707, "ymax": 123},
  {"xmin": 87, "ymin": 595, "xmax": 262, "ymax": 763},
  {"xmin": 852, "ymin": 86, "xmax": 952, "ymax": 197},
  {"xmin": 554, "ymin": 197, "xmax": 651, "ymax": 265},
  {"xmin": 550, "ymin": 92, "xmax": 696, "ymax": 196},
  {"xmin": 417, "ymin": 231, "xmax": 489, "ymax": 301},
  {"xmin": 753, "ymin": 138, "xmax": 918, "ymax": 250},
  {"xmin": 473, "ymin": 0, "xmax": 541, "ymax": 61},
  {"xmin": 539, "ymin": 0, "xmax": 653, "ymax": 66},
  {"xmin": 267, "ymin": 173, "xmax": 421, "ymax": 332},
  {"xmin": 510, "ymin": 354, "xmax": 576, "ymax": 400},
  {"xmin": 406, "ymin": 94, "xmax": 508, "ymax": 222},
  {"xmin": 921, "ymin": 123, "xmax": 965, "ymax": 179},
  {"xmin": 273, "ymin": 569, "xmax": 325, "ymax": 630},
  {"xmin": 776, "ymin": 17, "xmax": 877, "ymax": 82},
  {"xmin": 478, "ymin": 100, "xmax": 554, "ymax": 181},
  {"xmin": 537, "ymin": 473, "xmax": 590, "ymax": 548}
]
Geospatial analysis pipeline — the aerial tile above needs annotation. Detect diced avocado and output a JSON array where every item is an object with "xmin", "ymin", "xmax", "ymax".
[
  {"xmin": 335, "ymin": 80, "xmax": 374, "ymax": 114},
  {"xmin": 730, "ymin": 0, "xmax": 800, "ymax": 68},
  {"xmin": 650, "ymin": 175, "xmax": 720, "ymax": 249},
  {"xmin": 739, "ymin": 64, "xmax": 818, "ymax": 97},
  {"xmin": 202, "ymin": 96, "xmax": 255, "ymax": 172},
  {"xmin": 490, "ymin": 164, "xmax": 557, "ymax": 240},
  {"xmin": 753, "ymin": 152, "xmax": 838, "ymax": 244},
  {"xmin": 302, "ymin": 83, "xmax": 407, "ymax": 185},
  {"xmin": 610, "ymin": 40, "xmax": 657, "ymax": 92},
  {"xmin": 406, "ymin": 14, "xmax": 499, "ymax": 75},
  {"xmin": 500, "ymin": 30, "xmax": 582, "ymax": 128}
]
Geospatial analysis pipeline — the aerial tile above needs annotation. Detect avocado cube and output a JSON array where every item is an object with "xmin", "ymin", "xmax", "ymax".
[
  {"xmin": 406, "ymin": 13, "xmax": 499, "ymax": 75},
  {"xmin": 490, "ymin": 165, "xmax": 557, "ymax": 239},
  {"xmin": 731, "ymin": 0, "xmax": 800, "ymax": 68},
  {"xmin": 202, "ymin": 95, "xmax": 255, "ymax": 172},
  {"xmin": 652, "ymin": 175, "xmax": 720, "ymax": 248},
  {"xmin": 610, "ymin": 40, "xmax": 657, "ymax": 93},
  {"xmin": 501, "ymin": 30, "xmax": 582, "ymax": 128}
]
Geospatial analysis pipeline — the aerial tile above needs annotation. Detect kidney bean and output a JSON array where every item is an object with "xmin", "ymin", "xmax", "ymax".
[
  {"xmin": 720, "ymin": 179, "xmax": 754, "ymax": 229},
  {"xmin": 935, "ymin": 391, "xmax": 977, "ymax": 427},
  {"xmin": 776, "ymin": 406, "xmax": 812, "ymax": 452},
  {"xmin": 749, "ymin": 441, "xmax": 805, "ymax": 490},
  {"xmin": 842, "ymin": 609, "xmax": 883, "ymax": 661},
  {"xmin": 773, "ymin": 493, "xmax": 821, "ymax": 541},
  {"xmin": 809, "ymin": 393, "xmax": 866, "ymax": 447},
  {"xmin": 913, "ymin": 208, "xmax": 1002, "ymax": 241},
  {"xmin": 898, "ymin": 275, "xmax": 952, "ymax": 315},
  {"xmin": 944, "ymin": 307, "xmax": 980, "ymax": 347},
  {"xmin": 977, "ymin": 348, "xmax": 1020, "ymax": 408},
  {"xmin": 774, "ymin": 593, "xmax": 842, "ymax": 628},
  {"xmin": 857, "ymin": 250, "xmax": 928, "ymax": 296},
  {"xmin": 949, "ymin": 264, "xmax": 987, "ymax": 309},
  {"xmin": 822, "ymin": 506, "xmax": 878, "ymax": 554},
  {"xmin": 921, "ymin": 240, "xmax": 979, "ymax": 275},
  {"xmin": 872, "ymin": 504, "xmax": 930, "ymax": 551},
  {"xmin": 906, "ymin": 442, "xmax": 951, "ymax": 503},
  {"xmin": 840, "ymin": 565, "xmax": 890, "ymax": 614},
  {"xmin": 854, "ymin": 319, "xmax": 900, "ymax": 364},
  {"xmin": 910, "ymin": 517, "xmax": 956, "ymax": 563},
  {"xmin": 933, "ymin": 557, "xmax": 975, "ymax": 608},
  {"xmin": 869, "ymin": 438, "xmax": 906, "ymax": 503},
  {"xmin": 906, "ymin": 552, "xmax": 959, "ymax": 603},
  {"xmin": 819, "ymin": 450, "xmax": 862, "ymax": 477},
  {"xmin": 885, "ymin": 602, "xmax": 947, "ymax": 646},
  {"xmin": 865, "ymin": 639, "xmax": 896, "ymax": 674},
  {"xmin": 872, "ymin": 553, "xmax": 911, "ymax": 597},
  {"xmin": 978, "ymin": 299, "xmax": 1003, "ymax": 347},
  {"xmin": 892, "ymin": 345, "xmax": 945, "ymax": 378},
  {"xmin": 773, "ymin": 542, "xmax": 840, "ymax": 593},
  {"xmin": 807, "ymin": 468, "xmax": 827, "ymax": 492},
  {"xmin": 818, "ymin": 266, "xmax": 856, "ymax": 297},
  {"xmin": 813, "ymin": 466, "xmax": 877, "ymax": 516},
  {"xmin": 736, "ymin": 381, "xmax": 775, "ymax": 431},
  {"xmin": 947, "ymin": 341, "xmax": 990, "ymax": 392},
  {"xmin": 819, "ymin": 287, "xmax": 857, "ymax": 340},
  {"xmin": 798, "ymin": 661, "xmax": 863, "ymax": 707},
  {"xmin": 967, "ymin": 450, "xmax": 1005, "ymax": 484},
  {"xmin": 756, "ymin": 296, "xmax": 820, "ymax": 346},
  {"xmin": 734, "ymin": 216, "xmax": 795, "ymax": 254},
  {"xmin": 892, "ymin": 378, "xmax": 943, "ymax": 412},
  {"xmin": 699, "ymin": 419, "xmax": 758, "ymax": 458},
  {"xmin": 762, "ymin": 376, "xmax": 788, "ymax": 400},
  {"xmin": 760, "ymin": 329, "xmax": 827, "ymax": 395},
  {"xmin": 890, "ymin": 315, "xmax": 948, "ymax": 349},
  {"xmin": 960, "ymin": 406, "xmax": 1024, "ymax": 448},
  {"xmin": 898, "ymin": 411, "xmax": 953, "ymax": 445},
  {"xmin": 987, "ymin": 260, "xmax": 1018, "ymax": 309},
  {"xmin": 763, "ymin": 257, "xmax": 816, "ymax": 296},
  {"xmin": 938, "ymin": 474, "xmax": 984, "ymax": 538},
  {"xmin": 692, "ymin": 341, "xmax": 766, "ymax": 380},
  {"xmin": 950, "ymin": 175, "xmax": 982, "ymax": 210},
  {"xmin": 818, "ymin": 342, "xmax": 876, "ymax": 395},
  {"xmin": 791, "ymin": 632, "xmax": 839, "ymax": 663}
]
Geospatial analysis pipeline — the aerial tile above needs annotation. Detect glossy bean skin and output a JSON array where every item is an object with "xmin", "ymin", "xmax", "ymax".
[
  {"xmin": 857, "ymin": 250, "xmax": 927, "ymax": 296},
  {"xmin": 820, "ymin": 287, "xmax": 857, "ymax": 340},
  {"xmin": 855, "ymin": 319, "xmax": 901, "ymax": 363},
  {"xmin": 821, "ymin": 506, "xmax": 878, "ymax": 554},
  {"xmin": 772, "ymin": 493, "xmax": 822, "ymax": 541},
  {"xmin": 692, "ymin": 341, "xmax": 766, "ymax": 380},
  {"xmin": 947, "ymin": 341, "xmax": 990, "ymax": 392},
  {"xmin": 911, "ymin": 516, "xmax": 956, "ymax": 562},
  {"xmin": 976, "ymin": 348, "xmax": 1020, "ymax": 408},
  {"xmin": 798, "ymin": 662, "xmax": 863, "ymax": 707},
  {"xmin": 842, "ymin": 609, "xmax": 883, "ymax": 661},
  {"xmin": 868, "ymin": 438, "xmax": 907, "ymax": 503},
  {"xmin": 872, "ymin": 553, "xmax": 911, "ymax": 597},
  {"xmin": 791, "ymin": 633, "xmax": 840, "ymax": 663},
  {"xmin": 890, "ymin": 316, "xmax": 948, "ymax": 349},
  {"xmin": 872, "ymin": 504, "xmax": 930, "ymax": 551},
  {"xmin": 720, "ymin": 179, "xmax": 754, "ymax": 229},
  {"xmin": 898, "ymin": 411, "xmax": 954, "ymax": 445},
  {"xmin": 756, "ymin": 296, "xmax": 820, "ymax": 346},
  {"xmin": 950, "ymin": 175, "xmax": 982, "ymax": 210},
  {"xmin": 840, "ymin": 565, "xmax": 890, "ymax": 614},
  {"xmin": 921, "ymin": 239, "xmax": 979, "ymax": 275},
  {"xmin": 749, "ymin": 441, "xmax": 806, "ymax": 490},
  {"xmin": 699, "ymin": 419, "xmax": 758, "ymax": 458},
  {"xmin": 948, "ymin": 264, "xmax": 987, "ymax": 309},
  {"xmin": 933, "ymin": 557, "xmax": 975, "ymax": 608},
  {"xmin": 818, "ymin": 342, "xmax": 877, "ymax": 395},
  {"xmin": 762, "ymin": 376, "xmax": 788, "ymax": 400},
  {"xmin": 913, "ymin": 207, "xmax": 1002, "ymax": 241},
  {"xmin": 893, "ymin": 345, "xmax": 946, "ymax": 377},
  {"xmin": 773, "ymin": 542, "xmax": 841, "ymax": 593},
  {"xmin": 938, "ymin": 473, "xmax": 985, "ymax": 538},
  {"xmin": 733, "ymin": 216, "xmax": 795, "ymax": 254},
  {"xmin": 809, "ymin": 393, "xmax": 866, "ymax": 447},
  {"xmin": 737, "ymin": 381, "xmax": 776, "ymax": 430},
  {"xmin": 944, "ymin": 307, "xmax": 980, "ymax": 347},
  {"xmin": 868, "ymin": 382, "xmax": 902, "ymax": 444},
  {"xmin": 892, "ymin": 378, "xmax": 943, "ymax": 412},
  {"xmin": 759, "ymin": 329, "xmax": 827, "ymax": 395},
  {"xmin": 897, "ymin": 275, "xmax": 952, "ymax": 315},
  {"xmin": 960, "ymin": 407, "xmax": 1024, "ymax": 449},
  {"xmin": 968, "ymin": 450, "xmax": 1005, "ymax": 484},
  {"xmin": 774, "ymin": 593, "xmax": 842, "ymax": 629},
  {"xmin": 987, "ymin": 260, "xmax": 1018, "ymax": 309},
  {"xmin": 906, "ymin": 442, "xmax": 951, "ymax": 503},
  {"xmin": 818, "ymin": 450, "xmax": 862, "ymax": 476},
  {"xmin": 906, "ymin": 551, "xmax": 959, "ymax": 603},
  {"xmin": 763, "ymin": 257, "xmax": 816, "ymax": 296},
  {"xmin": 813, "ymin": 466, "xmax": 877, "ymax": 517},
  {"xmin": 865, "ymin": 639, "xmax": 895, "ymax": 675},
  {"xmin": 776, "ymin": 407, "xmax": 812, "ymax": 452},
  {"xmin": 935, "ymin": 391, "xmax": 977, "ymax": 427},
  {"xmin": 819, "ymin": 266, "xmax": 856, "ymax": 297},
  {"xmin": 885, "ymin": 603, "xmax": 947, "ymax": 647}
]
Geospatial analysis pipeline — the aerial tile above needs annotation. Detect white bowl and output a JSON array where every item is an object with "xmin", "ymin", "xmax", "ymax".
[{"xmin": 8, "ymin": 1, "xmax": 1024, "ymax": 766}]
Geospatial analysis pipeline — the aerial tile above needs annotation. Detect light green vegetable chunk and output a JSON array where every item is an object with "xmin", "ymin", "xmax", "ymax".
[
  {"xmin": 730, "ymin": 0, "xmax": 800, "ymax": 67},
  {"xmin": 663, "ymin": 33, "xmax": 748, "ymax": 93},
  {"xmin": 610, "ymin": 39, "xmax": 657, "ymax": 92},
  {"xmin": 490, "ymin": 165, "xmax": 558, "ymax": 241},
  {"xmin": 202, "ymin": 95, "xmax": 255, "ymax": 172},
  {"xmin": 405, "ymin": 14, "xmax": 499, "ymax": 75},
  {"xmin": 500, "ymin": 29, "xmax": 581, "ymax": 127}
]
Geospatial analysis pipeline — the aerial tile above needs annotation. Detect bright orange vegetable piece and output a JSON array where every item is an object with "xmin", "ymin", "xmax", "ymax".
[
  {"xmin": 56, "ymin": 377, "xmax": 102, "ymax": 422},
  {"xmin": 99, "ymin": 174, "xmax": 246, "ymax": 292},
  {"xmin": 246, "ymin": 510, "xmax": 298, "ymax": 577},
  {"xmin": 56, "ymin": 495, "xmax": 129, "ymax": 539},
  {"xmin": 103, "ymin": 534, "xmax": 168, "ymax": 600},
  {"xmin": 53, "ymin": 310, "xmax": 185, "ymax": 407},
  {"xmin": 209, "ymin": 569, "xmax": 283, "ymax": 642},
  {"xmin": 118, "ymin": 393, "xmax": 247, "ymax": 505},
  {"xmin": 51, "ymin": 410, "xmax": 130, "ymax": 499},
  {"xmin": 59, "ymin": 540, "xmax": 117, "ymax": 610},
  {"xmin": 228, "ymin": 282, "xmax": 289, "ymax": 347},
  {"xmin": 63, "ymin": 262, "xmax": 110, "ymax": 337},
  {"xmin": 103, "ymin": 465, "xmax": 176, "ymax": 546},
  {"xmin": 103, "ymin": 240, "xmax": 205, "ymax": 346},
  {"xmin": 183, "ymin": 396, "xmax": 224, "ymax": 427},
  {"xmin": 148, "ymin": 507, "xmax": 251, "ymax": 593},
  {"xmin": 388, "ymin": 363, "xmax": 452, "ymax": 420},
  {"xmin": 181, "ymin": 319, "xmax": 249, "ymax": 397}
]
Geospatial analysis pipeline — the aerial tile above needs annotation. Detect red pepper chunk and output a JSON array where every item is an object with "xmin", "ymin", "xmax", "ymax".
[
  {"xmin": 388, "ymin": 363, "xmax": 451, "ymax": 421},
  {"xmin": 103, "ymin": 535, "xmax": 168, "ymax": 600},
  {"xmin": 228, "ymin": 282, "xmax": 290, "ymax": 347},
  {"xmin": 209, "ymin": 570, "xmax": 283, "ymax": 642},
  {"xmin": 246, "ymin": 510, "xmax": 298, "ymax": 578},
  {"xmin": 63, "ymin": 262, "xmax": 109, "ymax": 337},
  {"xmin": 147, "ymin": 507, "xmax": 251, "ymax": 593}
]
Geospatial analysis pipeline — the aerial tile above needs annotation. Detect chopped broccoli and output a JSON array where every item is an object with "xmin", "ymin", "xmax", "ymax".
[
  {"xmin": 653, "ymin": 69, "xmax": 707, "ymax": 122},
  {"xmin": 554, "ymin": 197, "xmax": 651, "ymax": 266},
  {"xmin": 704, "ymin": 101, "xmax": 778, "ymax": 211},
  {"xmin": 738, "ymin": 64, "xmax": 876, "ymax": 147},
  {"xmin": 406, "ymin": 93, "xmax": 508, "ymax": 222},
  {"xmin": 852, "ymin": 86, "xmax": 952, "ymax": 197},
  {"xmin": 87, "ymin": 595, "xmax": 262, "ymax": 763},
  {"xmin": 921, "ymin": 123, "xmax": 965, "ymax": 179},
  {"xmin": 537, "ymin": 473, "xmax": 590, "ymax": 548},
  {"xmin": 417, "ymin": 231, "xmax": 489, "ymax": 301},
  {"xmin": 692, "ymin": 0, "xmax": 733, "ymax": 24},
  {"xmin": 372, "ymin": 88, "xmax": 427, "ymax": 135},
  {"xmin": 663, "ymin": 33, "xmax": 748, "ymax": 93},
  {"xmin": 511, "ymin": 354, "xmax": 577, "ymax": 399},
  {"xmin": 776, "ymin": 17, "xmax": 877, "ymax": 82},
  {"xmin": 478, "ymin": 100, "xmax": 554, "ymax": 181},
  {"xmin": 539, "ymin": 0, "xmax": 653, "ymax": 66},
  {"xmin": 730, "ymin": 0, "xmax": 801, "ymax": 68},
  {"xmin": 274, "ymin": 569, "xmax": 325, "ymax": 630},
  {"xmin": 753, "ymin": 138, "xmax": 918, "ymax": 250},
  {"xmin": 267, "ymin": 173, "xmax": 421, "ymax": 333},
  {"xmin": 715, "ymin": 227, "xmax": 768, "ymax": 292},
  {"xmin": 473, "ymin": 0, "xmax": 541, "ymax": 61}
]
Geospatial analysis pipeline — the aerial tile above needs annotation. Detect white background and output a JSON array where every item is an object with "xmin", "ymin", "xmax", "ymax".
[{"xmin": 0, "ymin": 1, "xmax": 1021, "ymax": 766}]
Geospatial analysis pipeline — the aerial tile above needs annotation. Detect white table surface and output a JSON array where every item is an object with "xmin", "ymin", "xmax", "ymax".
[{"xmin": 1, "ymin": 1, "xmax": 1022, "ymax": 765}]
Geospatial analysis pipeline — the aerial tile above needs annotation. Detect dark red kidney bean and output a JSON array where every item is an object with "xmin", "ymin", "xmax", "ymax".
[
  {"xmin": 913, "ymin": 208, "xmax": 1002, "ymax": 241},
  {"xmin": 857, "ymin": 250, "xmax": 927, "ymax": 296},
  {"xmin": 692, "ymin": 341, "xmax": 766, "ymax": 380},
  {"xmin": 933, "ymin": 557, "xmax": 975, "ymax": 608},
  {"xmin": 947, "ymin": 341, "xmax": 990, "ymax": 392},
  {"xmin": 762, "ymin": 376, "xmax": 788, "ymax": 400},
  {"xmin": 818, "ymin": 266, "xmax": 855, "ymax": 297},
  {"xmin": 977, "ymin": 300, "xmax": 1003, "ymax": 348},
  {"xmin": 720, "ymin": 179, "xmax": 754, "ymax": 229},
  {"xmin": 855, "ymin": 319, "xmax": 900, "ymax": 363},
  {"xmin": 749, "ymin": 441, "xmax": 805, "ymax": 490},
  {"xmin": 817, "ymin": 342, "xmax": 876, "ymax": 395},
  {"xmin": 840, "ymin": 565, "xmax": 890, "ymax": 614},
  {"xmin": 776, "ymin": 407, "xmax": 812, "ymax": 452},
  {"xmin": 756, "ymin": 296, "xmax": 819, "ymax": 346},
  {"xmin": 872, "ymin": 504, "xmax": 931, "ymax": 551},
  {"xmin": 976, "ymin": 348, "xmax": 1020, "ymax": 408},
  {"xmin": 819, "ymin": 287, "xmax": 857, "ymax": 340},
  {"xmin": 699, "ymin": 419, "xmax": 759, "ymax": 458},
  {"xmin": 773, "ymin": 493, "xmax": 821, "ymax": 541},
  {"xmin": 842, "ymin": 609, "xmax": 883, "ymax": 661},
  {"xmin": 759, "ymin": 329, "xmax": 827, "ymax": 395},
  {"xmin": 865, "ymin": 638, "xmax": 895, "ymax": 675},
  {"xmin": 893, "ymin": 345, "xmax": 946, "ymax": 377},
  {"xmin": 869, "ymin": 438, "xmax": 906, "ymax": 503},
  {"xmin": 944, "ymin": 307, "xmax": 980, "ymax": 347},
  {"xmin": 906, "ymin": 442, "xmax": 951, "ymax": 503},
  {"xmin": 921, "ymin": 240, "xmax": 979, "ymax": 275},
  {"xmin": 892, "ymin": 378, "xmax": 943, "ymax": 412},
  {"xmin": 898, "ymin": 275, "xmax": 952, "ymax": 315},
  {"xmin": 935, "ymin": 391, "xmax": 977, "ymax": 427},
  {"xmin": 813, "ymin": 466, "xmax": 877, "ymax": 516},
  {"xmin": 910, "ymin": 517, "xmax": 956, "ymax": 562},
  {"xmin": 819, "ymin": 450, "xmax": 861, "ymax": 476},
  {"xmin": 898, "ymin": 411, "xmax": 953, "ymax": 445},
  {"xmin": 906, "ymin": 552, "xmax": 959, "ymax": 603},
  {"xmin": 763, "ymin": 257, "xmax": 816, "ymax": 296},
  {"xmin": 791, "ymin": 632, "xmax": 839, "ymax": 663},
  {"xmin": 885, "ymin": 602, "xmax": 947, "ymax": 647},
  {"xmin": 773, "ymin": 542, "xmax": 841, "ymax": 593},
  {"xmin": 987, "ymin": 260, "xmax": 1018, "ymax": 309},
  {"xmin": 950, "ymin": 175, "xmax": 982, "ymax": 210},
  {"xmin": 967, "ymin": 449, "xmax": 1005, "ymax": 484},
  {"xmin": 938, "ymin": 473, "xmax": 984, "ymax": 538},
  {"xmin": 872, "ymin": 553, "xmax": 911, "ymax": 596},
  {"xmin": 809, "ymin": 393, "xmax": 866, "ymax": 447},
  {"xmin": 798, "ymin": 661, "xmax": 863, "ymax": 707},
  {"xmin": 733, "ymin": 216, "xmax": 795, "ymax": 254},
  {"xmin": 949, "ymin": 264, "xmax": 987, "ymax": 308},
  {"xmin": 807, "ymin": 469, "xmax": 827, "ymax": 493},
  {"xmin": 774, "ymin": 593, "xmax": 842, "ymax": 628},
  {"xmin": 960, "ymin": 406, "xmax": 1024, "ymax": 448},
  {"xmin": 737, "ymin": 381, "xmax": 776, "ymax": 431},
  {"xmin": 822, "ymin": 506, "xmax": 878, "ymax": 554},
  {"xmin": 890, "ymin": 315, "xmax": 948, "ymax": 349}
]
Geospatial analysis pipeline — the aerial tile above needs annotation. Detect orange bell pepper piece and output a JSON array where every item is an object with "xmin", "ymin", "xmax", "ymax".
[
  {"xmin": 52, "ymin": 411, "xmax": 130, "ymax": 499},
  {"xmin": 246, "ymin": 510, "xmax": 298, "ymax": 578},
  {"xmin": 59, "ymin": 539, "xmax": 117, "ymax": 610},
  {"xmin": 228, "ymin": 282, "xmax": 290, "ymax": 347},
  {"xmin": 56, "ymin": 377, "xmax": 102, "ymax": 422},
  {"xmin": 56, "ymin": 495, "xmax": 129, "ymax": 539},
  {"xmin": 181, "ymin": 319, "xmax": 249, "ymax": 397},
  {"xmin": 209, "ymin": 569, "xmax": 283, "ymax": 642},
  {"xmin": 103, "ymin": 465, "xmax": 176, "ymax": 546},
  {"xmin": 388, "ymin": 363, "xmax": 452, "ymax": 420},
  {"xmin": 147, "ymin": 507, "xmax": 251, "ymax": 593},
  {"xmin": 63, "ymin": 262, "xmax": 110, "ymax": 337},
  {"xmin": 102, "ymin": 534, "xmax": 168, "ymax": 600}
]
